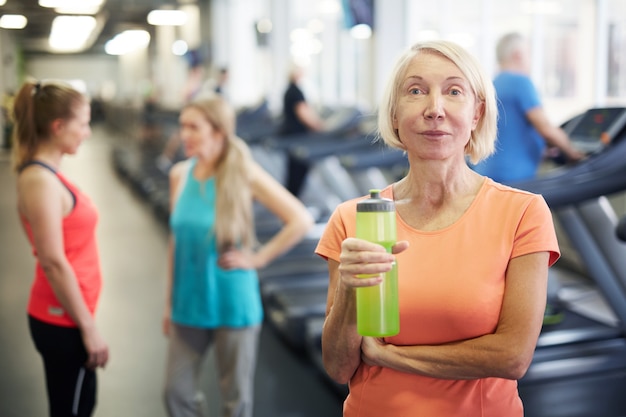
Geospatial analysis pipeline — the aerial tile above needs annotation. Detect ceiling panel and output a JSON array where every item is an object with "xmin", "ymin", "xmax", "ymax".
[{"xmin": 0, "ymin": 0, "xmax": 176, "ymax": 55}]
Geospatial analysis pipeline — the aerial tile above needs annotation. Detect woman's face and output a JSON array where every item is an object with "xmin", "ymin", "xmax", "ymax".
[
  {"xmin": 56, "ymin": 101, "xmax": 91, "ymax": 155},
  {"xmin": 393, "ymin": 52, "xmax": 483, "ymax": 162},
  {"xmin": 179, "ymin": 106, "xmax": 225, "ymax": 162}
]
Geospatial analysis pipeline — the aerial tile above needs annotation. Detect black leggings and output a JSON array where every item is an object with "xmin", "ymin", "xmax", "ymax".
[{"xmin": 28, "ymin": 316, "xmax": 97, "ymax": 417}]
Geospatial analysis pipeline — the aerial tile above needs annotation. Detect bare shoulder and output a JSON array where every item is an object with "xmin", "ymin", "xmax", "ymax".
[
  {"xmin": 17, "ymin": 165, "xmax": 58, "ymax": 194},
  {"xmin": 169, "ymin": 159, "xmax": 192, "ymax": 182},
  {"xmin": 16, "ymin": 165, "xmax": 64, "ymax": 215}
]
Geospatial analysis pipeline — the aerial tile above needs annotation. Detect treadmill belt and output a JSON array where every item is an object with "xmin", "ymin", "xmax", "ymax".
[{"xmin": 265, "ymin": 286, "xmax": 329, "ymax": 349}]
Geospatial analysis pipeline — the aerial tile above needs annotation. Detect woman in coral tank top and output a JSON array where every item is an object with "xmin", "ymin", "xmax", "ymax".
[
  {"xmin": 315, "ymin": 40, "xmax": 560, "ymax": 417},
  {"xmin": 12, "ymin": 80, "xmax": 108, "ymax": 417}
]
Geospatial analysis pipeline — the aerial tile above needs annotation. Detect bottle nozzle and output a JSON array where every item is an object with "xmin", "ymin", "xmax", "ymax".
[{"xmin": 369, "ymin": 189, "xmax": 381, "ymax": 199}]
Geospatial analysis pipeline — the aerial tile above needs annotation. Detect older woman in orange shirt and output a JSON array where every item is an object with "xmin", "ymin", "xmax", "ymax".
[{"xmin": 315, "ymin": 40, "xmax": 560, "ymax": 417}]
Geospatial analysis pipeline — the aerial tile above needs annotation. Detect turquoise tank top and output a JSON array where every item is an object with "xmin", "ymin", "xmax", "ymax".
[{"xmin": 169, "ymin": 159, "xmax": 263, "ymax": 328}]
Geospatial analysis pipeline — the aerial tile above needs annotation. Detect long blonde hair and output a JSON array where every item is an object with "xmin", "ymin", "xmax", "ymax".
[
  {"xmin": 184, "ymin": 96, "xmax": 257, "ymax": 251},
  {"xmin": 11, "ymin": 80, "xmax": 86, "ymax": 172}
]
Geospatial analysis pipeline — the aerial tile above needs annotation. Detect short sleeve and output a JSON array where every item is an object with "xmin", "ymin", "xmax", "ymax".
[
  {"xmin": 512, "ymin": 194, "xmax": 561, "ymax": 266},
  {"xmin": 315, "ymin": 199, "xmax": 358, "ymax": 262},
  {"xmin": 517, "ymin": 76, "xmax": 542, "ymax": 114}
]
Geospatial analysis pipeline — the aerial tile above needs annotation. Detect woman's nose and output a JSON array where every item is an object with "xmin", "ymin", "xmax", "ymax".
[{"xmin": 424, "ymin": 93, "xmax": 444, "ymax": 119}]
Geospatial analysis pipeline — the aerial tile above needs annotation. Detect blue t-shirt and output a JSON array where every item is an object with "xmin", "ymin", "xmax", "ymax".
[
  {"xmin": 472, "ymin": 71, "xmax": 544, "ymax": 183},
  {"xmin": 169, "ymin": 159, "xmax": 263, "ymax": 328}
]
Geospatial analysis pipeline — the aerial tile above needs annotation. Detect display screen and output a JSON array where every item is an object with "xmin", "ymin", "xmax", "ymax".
[
  {"xmin": 568, "ymin": 107, "xmax": 626, "ymax": 152},
  {"xmin": 571, "ymin": 108, "xmax": 624, "ymax": 139}
]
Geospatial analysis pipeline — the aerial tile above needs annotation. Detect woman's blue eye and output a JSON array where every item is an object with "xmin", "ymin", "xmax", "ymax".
[{"xmin": 409, "ymin": 88, "xmax": 421, "ymax": 94}]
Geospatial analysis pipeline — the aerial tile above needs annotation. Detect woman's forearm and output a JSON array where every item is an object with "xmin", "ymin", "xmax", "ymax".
[
  {"xmin": 322, "ymin": 282, "xmax": 363, "ymax": 384},
  {"xmin": 254, "ymin": 213, "xmax": 313, "ymax": 268},
  {"xmin": 369, "ymin": 332, "xmax": 533, "ymax": 381},
  {"xmin": 41, "ymin": 259, "xmax": 96, "ymax": 331}
]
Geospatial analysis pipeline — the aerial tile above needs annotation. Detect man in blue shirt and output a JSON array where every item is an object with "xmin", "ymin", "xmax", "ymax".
[{"xmin": 472, "ymin": 32, "xmax": 584, "ymax": 183}]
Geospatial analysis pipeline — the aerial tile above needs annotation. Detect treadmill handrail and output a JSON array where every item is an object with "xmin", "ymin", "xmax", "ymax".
[{"xmin": 508, "ymin": 137, "xmax": 626, "ymax": 208}]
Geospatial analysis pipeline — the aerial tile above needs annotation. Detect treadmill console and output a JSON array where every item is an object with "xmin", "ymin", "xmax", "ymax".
[{"xmin": 564, "ymin": 107, "xmax": 626, "ymax": 154}]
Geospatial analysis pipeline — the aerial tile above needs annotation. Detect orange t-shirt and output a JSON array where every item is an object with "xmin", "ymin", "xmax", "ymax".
[
  {"xmin": 315, "ymin": 179, "xmax": 560, "ymax": 417},
  {"xmin": 21, "ymin": 170, "xmax": 102, "ymax": 327}
]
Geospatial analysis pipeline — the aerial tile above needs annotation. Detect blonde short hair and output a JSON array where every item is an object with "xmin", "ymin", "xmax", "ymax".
[{"xmin": 377, "ymin": 40, "xmax": 498, "ymax": 164}]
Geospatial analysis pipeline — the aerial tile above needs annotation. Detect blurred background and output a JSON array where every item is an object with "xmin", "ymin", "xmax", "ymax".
[
  {"xmin": 2, "ymin": 1, "xmax": 626, "ymax": 417},
  {"xmin": 0, "ymin": 0, "xmax": 625, "ymax": 129}
]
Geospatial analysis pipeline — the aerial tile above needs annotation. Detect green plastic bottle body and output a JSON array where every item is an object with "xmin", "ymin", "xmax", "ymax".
[{"xmin": 355, "ymin": 194, "xmax": 400, "ymax": 337}]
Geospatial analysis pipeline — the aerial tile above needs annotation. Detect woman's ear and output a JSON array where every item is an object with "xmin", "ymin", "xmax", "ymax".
[
  {"xmin": 472, "ymin": 101, "xmax": 484, "ymax": 129},
  {"xmin": 50, "ymin": 118, "xmax": 65, "ymax": 136}
]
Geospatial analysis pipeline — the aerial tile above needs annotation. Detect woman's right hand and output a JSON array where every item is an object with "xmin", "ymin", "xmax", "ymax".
[
  {"xmin": 321, "ymin": 240, "xmax": 408, "ymax": 384},
  {"xmin": 338, "ymin": 238, "xmax": 409, "ymax": 289},
  {"xmin": 81, "ymin": 326, "xmax": 109, "ymax": 370}
]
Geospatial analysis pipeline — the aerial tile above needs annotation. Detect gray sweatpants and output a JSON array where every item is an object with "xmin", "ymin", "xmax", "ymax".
[{"xmin": 163, "ymin": 323, "xmax": 261, "ymax": 417}]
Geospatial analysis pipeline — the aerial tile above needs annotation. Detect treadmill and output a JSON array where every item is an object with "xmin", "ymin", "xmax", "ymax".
[
  {"xmin": 303, "ymin": 107, "xmax": 626, "ymax": 416},
  {"xmin": 252, "ymin": 111, "xmax": 379, "ymax": 241},
  {"xmin": 259, "ymin": 140, "xmax": 409, "ymax": 350},
  {"xmin": 254, "ymin": 117, "xmax": 387, "ymax": 349},
  {"xmin": 512, "ymin": 107, "xmax": 626, "ymax": 417},
  {"xmin": 261, "ymin": 147, "xmax": 409, "ymax": 349}
]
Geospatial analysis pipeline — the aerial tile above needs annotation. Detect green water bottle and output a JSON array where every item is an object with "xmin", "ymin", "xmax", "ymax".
[{"xmin": 355, "ymin": 189, "xmax": 399, "ymax": 337}]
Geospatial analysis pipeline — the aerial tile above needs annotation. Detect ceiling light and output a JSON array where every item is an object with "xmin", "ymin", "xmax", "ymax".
[
  {"xmin": 350, "ymin": 24, "xmax": 372, "ymax": 40},
  {"xmin": 0, "ymin": 15, "xmax": 28, "ymax": 30},
  {"xmin": 256, "ymin": 18, "xmax": 273, "ymax": 34},
  {"xmin": 0, "ymin": 0, "xmax": 7, "ymax": 6},
  {"xmin": 55, "ymin": 5, "xmax": 101, "ymax": 14},
  {"xmin": 39, "ymin": 0, "xmax": 103, "ymax": 9},
  {"xmin": 49, "ymin": 15, "xmax": 97, "ymax": 52},
  {"xmin": 105, "ymin": 30, "xmax": 150, "ymax": 55},
  {"xmin": 172, "ymin": 40, "xmax": 188, "ymax": 56},
  {"xmin": 147, "ymin": 10, "xmax": 188, "ymax": 26}
]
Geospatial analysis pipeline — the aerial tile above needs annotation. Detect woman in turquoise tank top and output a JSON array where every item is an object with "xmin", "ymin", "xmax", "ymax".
[{"xmin": 162, "ymin": 95, "xmax": 314, "ymax": 417}]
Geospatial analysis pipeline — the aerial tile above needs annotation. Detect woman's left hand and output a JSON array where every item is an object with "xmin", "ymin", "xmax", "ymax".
[
  {"xmin": 361, "ymin": 336, "xmax": 388, "ymax": 367},
  {"xmin": 218, "ymin": 248, "xmax": 257, "ymax": 270}
]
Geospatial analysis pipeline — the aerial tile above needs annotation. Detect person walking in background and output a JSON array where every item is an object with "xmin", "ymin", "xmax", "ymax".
[
  {"xmin": 472, "ymin": 32, "xmax": 584, "ymax": 183},
  {"xmin": 278, "ymin": 64, "xmax": 325, "ymax": 198},
  {"xmin": 315, "ymin": 40, "xmax": 560, "ymax": 416},
  {"xmin": 162, "ymin": 96, "xmax": 314, "ymax": 417},
  {"xmin": 213, "ymin": 67, "xmax": 229, "ymax": 97},
  {"xmin": 11, "ymin": 80, "xmax": 109, "ymax": 417}
]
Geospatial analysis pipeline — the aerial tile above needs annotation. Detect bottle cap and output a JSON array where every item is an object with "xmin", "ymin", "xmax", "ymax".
[{"xmin": 357, "ymin": 189, "xmax": 395, "ymax": 212}]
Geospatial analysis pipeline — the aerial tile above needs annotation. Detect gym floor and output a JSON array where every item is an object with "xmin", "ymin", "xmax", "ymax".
[{"xmin": 0, "ymin": 125, "xmax": 344, "ymax": 417}]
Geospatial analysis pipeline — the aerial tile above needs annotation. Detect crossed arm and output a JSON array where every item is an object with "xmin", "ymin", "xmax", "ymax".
[{"xmin": 321, "ymin": 238, "xmax": 549, "ymax": 384}]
